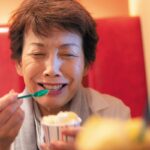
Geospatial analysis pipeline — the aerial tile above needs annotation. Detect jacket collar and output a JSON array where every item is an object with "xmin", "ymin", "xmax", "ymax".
[{"xmin": 85, "ymin": 88, "xmax": 109, "ymax": 113}]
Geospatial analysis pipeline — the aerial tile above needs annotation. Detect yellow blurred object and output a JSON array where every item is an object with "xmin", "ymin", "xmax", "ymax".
[
  {"xmin": 76, "ymin": 116, "xmax": 150, "ymax": 150},
  {"xmin": 125, "ymin": 118, "xmax": 143, "ymax": 141}
]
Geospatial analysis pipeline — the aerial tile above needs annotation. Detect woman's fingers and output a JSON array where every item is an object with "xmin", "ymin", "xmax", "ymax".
[
  {"xmin": 40, "ymin": 144, "xmax": 49, "ymax": 150},
  {"xmin": 62, "ymin": 126, "xmax": 81, "ymax": 137},
  {"xmin": 49, "ymin": 140, "xmax": 76, "ymax": 150},
  {"xmin": 41, "ymin": 141, "xmax": 76, "ymax": 150},
  {"xmin": 0, "ymin": 90, "xmax": 18, "ymax": 111},
  {"xmin": 0, "ymin": 91, "xmax": 24, "ymax": 148},
  {"xmin": 0, "ymin": 98, "xmax": 23, "ymax": 127},
  {"xmin": 0, "ymin": 108, "xmax": 25, "ymax": 143}
]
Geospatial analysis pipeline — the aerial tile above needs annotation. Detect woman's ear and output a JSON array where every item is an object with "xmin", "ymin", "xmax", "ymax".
[{"xmin": 15, "ymin": 61, "xmax": 23, "ymax": 76}]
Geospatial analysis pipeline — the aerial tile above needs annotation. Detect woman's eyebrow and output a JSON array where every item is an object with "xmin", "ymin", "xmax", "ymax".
[
  {"xmin": 60, "ymin": 43, "xmax": 80, "ymax": 48},
  {"xmin": 30, "ymin": 42, "xmax": 45, "ymax": 47}
]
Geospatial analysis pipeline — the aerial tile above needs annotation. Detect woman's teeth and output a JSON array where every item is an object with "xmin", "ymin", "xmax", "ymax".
[{"xmin": 43, "ymin": 85, "xmax": 63, "ymax": 91}]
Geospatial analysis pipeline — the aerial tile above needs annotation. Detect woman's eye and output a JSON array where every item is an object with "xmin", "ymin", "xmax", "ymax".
[
  {"xmin": 33, "ymin": 53, "xmax": 44, "ymax": 56},
  {"xmin": 64, "ymin": 54, "xmax": 74, "ymax": 57},
  {"xmin": 31, "ymin": 51, "xmax": 45, "ymax": 55},
  {"xmin": 62, "ymin": 53, "xmax": 77, "ymax": 57},
  {"xmin": 31, "ymin": 52, "xmax": 46, "ymax": 58}
]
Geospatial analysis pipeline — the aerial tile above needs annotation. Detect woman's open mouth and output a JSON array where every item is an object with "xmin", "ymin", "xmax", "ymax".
[{"xmin": 38, "ymin": 83, "xmax": 67, "ymax": 94}]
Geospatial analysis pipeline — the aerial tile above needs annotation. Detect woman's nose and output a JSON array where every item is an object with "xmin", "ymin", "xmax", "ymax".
[{"xmin": 43, "ymin": 55, "xmax": 62, "ymax": 77}]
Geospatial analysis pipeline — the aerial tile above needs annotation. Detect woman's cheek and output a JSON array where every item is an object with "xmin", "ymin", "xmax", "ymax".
[{"xmin": 72, "ymin": 61, "xmax": 85, "ymax": 78}]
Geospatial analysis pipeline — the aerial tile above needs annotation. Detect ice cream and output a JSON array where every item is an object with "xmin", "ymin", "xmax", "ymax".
[{"xmin": 42, "ymin": 111, "xmax": 82, "ymax": 126}]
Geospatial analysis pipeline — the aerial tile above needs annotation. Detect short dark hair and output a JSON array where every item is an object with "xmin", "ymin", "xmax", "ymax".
[{"xmin": 9, "ymin": 0, "xmax": 98, "ymax": 66}]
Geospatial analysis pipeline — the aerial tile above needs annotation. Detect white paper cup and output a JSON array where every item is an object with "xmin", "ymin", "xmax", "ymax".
[
  {"xmin": 41, "ymin": 112, "xmax": 82, "ymax": 144},
  {"xmin": 42, "ymin": 122, "xmax": 81, "ymax": 144}
]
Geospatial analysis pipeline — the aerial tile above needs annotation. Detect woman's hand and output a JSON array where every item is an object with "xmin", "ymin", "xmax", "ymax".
[
  {"xmin": 0, "ymin": 90, "xmax": 25, "ymax": 150},
  {"xmin": 41, "ymin": 126, "xmax": 81, "ymax": 150}
]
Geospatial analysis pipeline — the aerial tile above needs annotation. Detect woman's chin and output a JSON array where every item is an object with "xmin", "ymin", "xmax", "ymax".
[{"xmin": 36, "ymin": 100, "xmax": 63, "ymax": 115}]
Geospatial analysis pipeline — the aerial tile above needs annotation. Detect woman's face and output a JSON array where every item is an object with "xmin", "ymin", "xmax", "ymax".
[{"xmin": 16, "ymin": 28, "xmax": 87, "ymax": 114}]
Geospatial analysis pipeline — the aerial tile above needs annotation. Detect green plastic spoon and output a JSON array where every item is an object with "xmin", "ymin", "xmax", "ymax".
[{"xmin": 18, "ymin": 89, "xmax": 49, "ymax": 99}]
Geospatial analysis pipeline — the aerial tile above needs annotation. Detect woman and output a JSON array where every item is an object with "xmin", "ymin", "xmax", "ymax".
[{"xmin": 0, "ymin": 0, "xmax": 130, "ymax": 150}]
